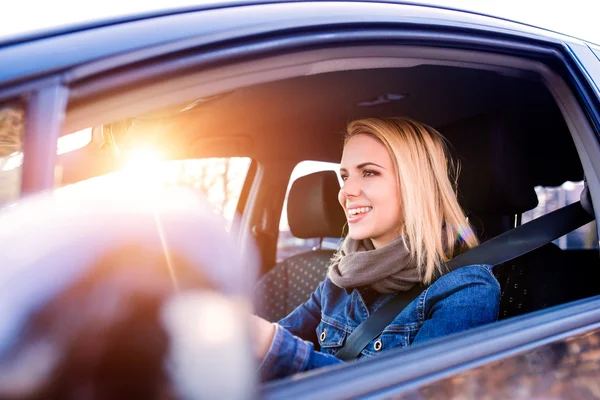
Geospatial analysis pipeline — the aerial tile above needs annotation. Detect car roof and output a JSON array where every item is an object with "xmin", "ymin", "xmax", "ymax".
[
  {"xmin": 0, "ymin": 1, "xmax": 229, "ymax": 46},
  {"xmin": 1, "ymin": 0, "xmax": 598, "ymax": 47},
  {"xmin": 411, "ymin": 0, "xmax": 599, "ymax": 45},
  {"xmin": 1, "ymin": 0, "xmax": 591, "ymax": 90}
]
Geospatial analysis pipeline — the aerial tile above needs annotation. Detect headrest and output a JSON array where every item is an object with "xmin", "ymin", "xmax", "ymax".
[
  {"xmin": 287, "ymin": 171, "xmax": 346, "ymax": 239},
  {"xmin": 441, "ymin": 114, "xmax": 539, "ymax": 215}
]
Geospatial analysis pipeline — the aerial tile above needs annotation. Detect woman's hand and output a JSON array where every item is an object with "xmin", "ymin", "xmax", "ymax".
[{"xmin": 250, "ymin": 315, "xmax": 276, "ymax": 360}]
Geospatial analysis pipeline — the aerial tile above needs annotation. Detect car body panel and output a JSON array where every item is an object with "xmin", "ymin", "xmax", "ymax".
[
  {"xmin": 397, "ymin": 325, "xmax": 600, "ymax": 399},
  {"xmin": 2, "ymin": 1, "xmax": 595, "ymax": 48},
  {"xmin": 0, "ymin": 1, "xmax": 582, "ymax": 88},
  {"xmin": 568, "ymin": 43, "xmax": 600, "ymax": 102},
  {"xmin": 261, "ymin": 297, "xmax": 600, "ymax": 399},
  {"xmin": 591, "ymin": 45, "xmax": 600, "ymax": 63}
]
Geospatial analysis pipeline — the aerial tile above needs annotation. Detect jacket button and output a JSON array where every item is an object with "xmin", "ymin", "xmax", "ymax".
[
  {"xmin": 320, "ymin": 329, "xmax": 327, "ymax": 342},
  {"xmin": 374, "ymin": 339, "xmax": 383, "ymax": 351}
]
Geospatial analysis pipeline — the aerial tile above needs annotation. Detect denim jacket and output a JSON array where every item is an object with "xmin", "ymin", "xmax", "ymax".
[{"xmin": 258, "ymin": 264, "xmax": 500, "ymax": 381}]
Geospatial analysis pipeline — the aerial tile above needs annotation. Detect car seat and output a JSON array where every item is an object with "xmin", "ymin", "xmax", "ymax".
[
  {"xmin": 441, "ymin": 113, "xmax": 588, "ymax": 319},
  {"xmin": 254, "ymin": 171, "xmax": 346, "ymax": 322}
]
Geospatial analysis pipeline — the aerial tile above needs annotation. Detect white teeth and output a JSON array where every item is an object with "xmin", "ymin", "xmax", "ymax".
[{"xmin": 349, "ymin": 207, "xmax": 372, "ymax": 216}]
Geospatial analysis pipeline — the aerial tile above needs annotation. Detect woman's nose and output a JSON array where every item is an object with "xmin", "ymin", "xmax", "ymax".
[{"xmin": 340, "ymin": 177, "xmax": 361, "ymax": 198}]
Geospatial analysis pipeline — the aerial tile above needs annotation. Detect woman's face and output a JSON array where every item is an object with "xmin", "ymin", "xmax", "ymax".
[{"xmin": 338, "ymin": 134, "xmax": 403, "ymax": 248}]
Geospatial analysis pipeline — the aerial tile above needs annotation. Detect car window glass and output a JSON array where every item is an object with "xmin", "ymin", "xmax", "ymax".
[
  {"xmin": 57, "ymin": 157, "xmax": 252, "ymax": 231},
  {"xmin": 277, "ymin": 160, "xmax": 343, "ymax": 262},
  {"xmin": 522, "ymin": 181, "xmax": 597, "ymax": 249},
  {"xmin": 0, "ymin": 111, "xmax": 92, "ymax": 209},
  {"xmin": 0, "ymin": 101, "xmax": 25, "ymax": 208}
]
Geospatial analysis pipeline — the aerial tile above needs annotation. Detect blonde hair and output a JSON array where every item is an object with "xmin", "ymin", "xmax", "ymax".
[{"xmin": 337, "ymin": 117, "xmax": 479, "ymax": 284}]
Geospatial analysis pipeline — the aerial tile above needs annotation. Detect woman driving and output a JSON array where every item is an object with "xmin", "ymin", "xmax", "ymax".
[{"xmin": 253, "ymin": 117, "xmax": 500, "ymax": 381}]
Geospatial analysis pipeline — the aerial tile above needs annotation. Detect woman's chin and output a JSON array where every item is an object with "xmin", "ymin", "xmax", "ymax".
[{"xmin": 348, "ymin": 231, "xmax": 369, "ymax": 242}]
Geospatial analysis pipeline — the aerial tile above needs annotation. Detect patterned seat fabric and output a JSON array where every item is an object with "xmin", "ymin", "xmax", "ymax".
[
  {"xmin": 494, "ymin": 243, "xmax": 567, "ymax": 319},
  {"xmin": 254, "ymin": 171, "xmax": 345, "ymax": 323},
  {"xmin": 494, "ymin": 243, "xmax": 600, "ymax": 320},
  {"xmin": 255, "ymin": 250, "xmax": 332, "ymax": 322}
]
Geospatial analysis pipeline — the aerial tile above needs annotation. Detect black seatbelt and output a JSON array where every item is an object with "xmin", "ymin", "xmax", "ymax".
[
  {"xmin": 335, "ymin": 200, "xmax": 594, "ymax": 361},
  {"xmin": 445, "ymin": 201, "xmax": 594, "ymax": 270},
  {"xmin": 334, "ymin": 284, "xmax": 426, "ymax": 361}
]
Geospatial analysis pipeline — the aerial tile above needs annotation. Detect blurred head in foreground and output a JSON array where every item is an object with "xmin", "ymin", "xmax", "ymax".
[{"xmin": 0, "ymin": 187, "xmax": 257, "ymax": 399}]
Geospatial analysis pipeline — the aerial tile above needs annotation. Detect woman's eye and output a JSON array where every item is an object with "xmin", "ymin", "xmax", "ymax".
[
  {"xmin": 340, "ymin": 174, "xmax": 348, "ymax": 181},
  {"xmin": 363, "ymin": 170, "xmax": 378, "ymax": 177}
]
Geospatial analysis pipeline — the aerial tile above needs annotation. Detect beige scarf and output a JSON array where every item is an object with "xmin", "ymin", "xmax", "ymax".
[{"xmin": 328, "ymin": 236, "xmax": 421, "ymax": 294}]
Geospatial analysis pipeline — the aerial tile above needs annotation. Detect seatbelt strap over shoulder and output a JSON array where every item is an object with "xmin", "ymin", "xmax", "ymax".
[
  {"xmin": 334, "ymin": 284, "xmax": 426, "ymax": 361},
  {"xmin": 335, "ymin": 201, "xmax": 594, "ymax": 361}
]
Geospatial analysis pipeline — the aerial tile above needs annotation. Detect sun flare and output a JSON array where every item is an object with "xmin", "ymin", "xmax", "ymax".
[{"xmin": 124, "ymin": 148, "xmax": 163, "ymax": 171}]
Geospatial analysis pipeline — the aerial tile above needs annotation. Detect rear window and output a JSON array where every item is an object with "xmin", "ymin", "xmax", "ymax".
[
  {"xmin": 522, "ymin": 181, "xmax": 597, "ymax": 249},
  {"xmin": 277, "ymin": 160, "xmax": 343, "ymax": 262}
]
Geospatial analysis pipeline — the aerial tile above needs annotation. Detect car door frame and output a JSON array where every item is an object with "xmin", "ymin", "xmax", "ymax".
[
  {"xmin": 0, "ymin": 76, "xmax": 67, "ymax": 197},
  {"xmin": 2, "ymin": 2, "xmax": 600, "ymax": 398}
]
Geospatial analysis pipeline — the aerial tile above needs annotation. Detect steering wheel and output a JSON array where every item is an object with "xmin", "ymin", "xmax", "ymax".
[{"xmin": 0, "ymin": 186, "xmax": 258, "ymax": 399}]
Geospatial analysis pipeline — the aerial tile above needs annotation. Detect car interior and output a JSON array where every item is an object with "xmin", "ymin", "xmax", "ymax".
[
  {"xmin": 69, "ymin": 65, "xmax": 600, "ymax": 306},
  {"xmin": 6, "ymin": 46, "xmax": 599, "ymax": 383},
  {"xmin": 245, "ymin": 64, "xmax": 600, "ymax": 322}
]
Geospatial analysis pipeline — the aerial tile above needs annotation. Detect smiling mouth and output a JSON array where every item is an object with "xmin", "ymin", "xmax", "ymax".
[{"xmin": 347, "ymin": 206, "xmax": 373, "ymax": 221}]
